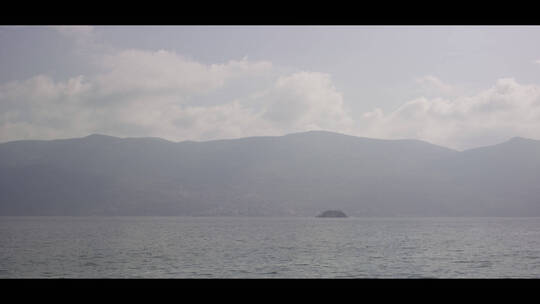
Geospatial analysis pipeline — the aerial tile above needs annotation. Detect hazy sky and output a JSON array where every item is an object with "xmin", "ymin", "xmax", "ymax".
[{"xmin": 2, "ymin": 26, "xmax": 540, "ymax": 149}]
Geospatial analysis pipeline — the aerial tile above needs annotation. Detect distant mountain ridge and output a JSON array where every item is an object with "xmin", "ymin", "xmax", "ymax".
[{"xmin": 1, "ymin": 131, "xmax": 539, "ymax": 216}]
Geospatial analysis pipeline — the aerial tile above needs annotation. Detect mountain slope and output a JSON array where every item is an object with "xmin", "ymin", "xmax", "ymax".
[{"xmin": 0, "ymin": 131, "xmax": 538, "ymax": 216}]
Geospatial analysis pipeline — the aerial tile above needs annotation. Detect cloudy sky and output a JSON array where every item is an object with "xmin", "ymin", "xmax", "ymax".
[{"xmin": 1, "ymin": 26, "xmax": 540, "ymax": 150}]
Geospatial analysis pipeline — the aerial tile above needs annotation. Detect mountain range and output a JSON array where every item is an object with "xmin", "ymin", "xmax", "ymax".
[{"xmin": 1, "ymin": 131, "xmax": 539, "ymax": 216}]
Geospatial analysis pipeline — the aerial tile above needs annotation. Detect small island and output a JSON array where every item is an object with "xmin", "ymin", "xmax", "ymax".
[{"xmin": 316, "ymin": 210, "xmax": 347, "ymax": 218}]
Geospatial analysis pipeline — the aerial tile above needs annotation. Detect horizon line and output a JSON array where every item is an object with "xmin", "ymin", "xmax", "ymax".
[{"xmin": 1, "ymin": 129, "xmax": 538, "ymax": 152}]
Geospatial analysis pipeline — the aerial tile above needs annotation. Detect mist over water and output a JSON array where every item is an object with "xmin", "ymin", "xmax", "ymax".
[{"xmin": 1, "ymin": 216, "xmax": 540, "ymax": 278}]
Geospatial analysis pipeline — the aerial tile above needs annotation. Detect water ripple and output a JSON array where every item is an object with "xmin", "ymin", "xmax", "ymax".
[{"xmin": 1, "ymin": 217, "xmax": 540, "ymax": 278}]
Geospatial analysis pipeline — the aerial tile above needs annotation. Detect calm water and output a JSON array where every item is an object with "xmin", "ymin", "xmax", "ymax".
[{"xmin": 1, "ymin": 216, "xmax": 540, "ymax": 278}]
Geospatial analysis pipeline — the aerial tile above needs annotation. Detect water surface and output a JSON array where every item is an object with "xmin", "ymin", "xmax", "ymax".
[{"xmin": 1, "ymin": 216, "xmax": 540, "ymax": 278}]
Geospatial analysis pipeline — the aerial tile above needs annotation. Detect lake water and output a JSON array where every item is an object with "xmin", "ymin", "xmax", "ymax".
[{"xmin": 1, "ymin": 216, "xmax": 540, "ymax": 278}]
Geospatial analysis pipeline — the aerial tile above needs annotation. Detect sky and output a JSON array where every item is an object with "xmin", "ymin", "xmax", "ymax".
[{"xmin": 1, "ymin": 25, "xmax": 540, "ymax": 150}]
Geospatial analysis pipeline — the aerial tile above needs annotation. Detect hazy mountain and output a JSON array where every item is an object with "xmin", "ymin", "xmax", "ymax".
[{"xmin": 1, "ymin": 131, "xmax": 539, "ymax": 216}]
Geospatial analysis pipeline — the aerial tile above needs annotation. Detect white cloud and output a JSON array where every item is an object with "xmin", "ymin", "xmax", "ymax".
[
  {"xmin": 0, "ymin": 48, "xmax": 352, "ymax": 143},
  {"xmin": 95, "ymin": 49, "xmax": 272, "ymax": 97},
  {"xmin": 167, "ymin": 102, "xmax": 269, "ymax": 141},
  {"xmin": 360, "ymin": 78, "xmax": 540, "ymax": 150},
  {"xmin": 3, "ymin": 32, "xmax": 540, "ymax": 150},
  {"xmin": 4, "ymin": 63, "xmax": 540, "ymax": 150},
  {"xmin": 415, "ymin": 75, "xmax": 460, "ymax": 97},
  {"xmin": 0, "ymin": 75, "xmax": 94, "ymax": 141},
  {"xmin": 260, "ymin": 72, "xmax": 355, "ymax": 134}
]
